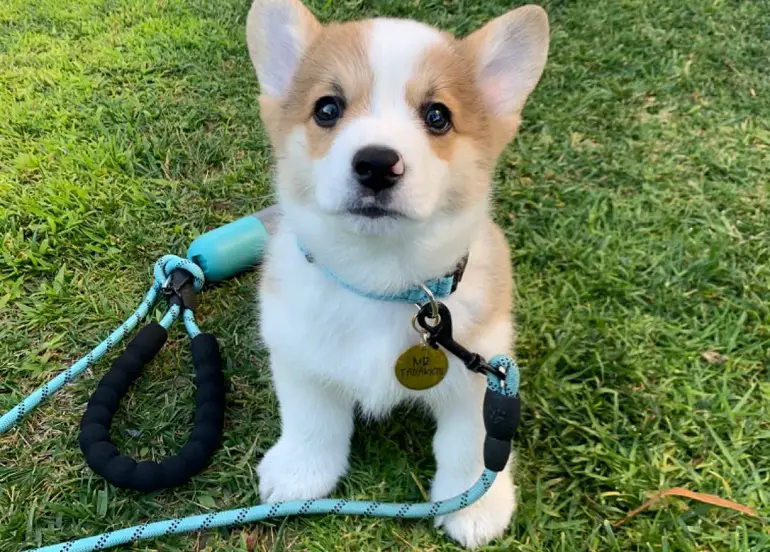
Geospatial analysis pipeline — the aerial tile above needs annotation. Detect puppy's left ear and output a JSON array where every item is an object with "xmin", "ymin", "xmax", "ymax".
[
  {"xmin": 462, "ymin": 5, "xmax": 549, "ymax": 122},
  {"xmin": 246, "ymin": 0, "xmax": 321, "ymax": 98}
]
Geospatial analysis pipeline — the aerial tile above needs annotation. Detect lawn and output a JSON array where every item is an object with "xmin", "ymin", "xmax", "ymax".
[{"xmin": 1, "ymin": 0, "xmax": 769, "ymax": 550}]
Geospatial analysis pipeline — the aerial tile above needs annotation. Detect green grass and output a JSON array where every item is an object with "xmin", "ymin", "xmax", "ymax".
[{"xmin": 1, "ymin": 0, "xmax": 769, "ymax": 550}]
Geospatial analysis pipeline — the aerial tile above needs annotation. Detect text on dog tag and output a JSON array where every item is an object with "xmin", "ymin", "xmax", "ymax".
[{"xmin": 394, "ymin": 344, "xmax": 448, "ymax": 390}]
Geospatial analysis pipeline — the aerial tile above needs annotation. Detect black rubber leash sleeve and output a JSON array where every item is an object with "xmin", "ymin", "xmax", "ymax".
[
  {"xmin": 79, "ymin": 324, "xmax": 225, "ymax": 492},
  {"xmin": 482, "ymin": 388, "xmax": 521, "ymax": 472}
]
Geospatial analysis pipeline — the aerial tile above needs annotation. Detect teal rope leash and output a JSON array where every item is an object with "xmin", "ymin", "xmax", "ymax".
[
  {"xmin": 33, "ymin": 471, "xmax": 497, "ymax": 552},
  {"xmin": 0, "ymin": 255, "xmax": 203, "ymax": 434},
  {"xmin": 31, "ymin": 359, "xmax": 518, "ymax": 552}
]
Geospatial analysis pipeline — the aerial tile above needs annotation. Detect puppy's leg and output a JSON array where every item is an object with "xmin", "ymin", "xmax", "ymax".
[
  {"xmin": 431, "ymin": 381, "xmax": 515, "ymax": 549},
  {"xmin": 258, "ymin": 358, "xmax": 354, "ymax": 503},
  {"xmin": 430, "ymin": 313, "xmax": 516, "ymax": 548}
]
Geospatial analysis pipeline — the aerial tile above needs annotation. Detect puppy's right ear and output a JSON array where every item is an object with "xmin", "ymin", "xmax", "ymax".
[{"xmin": 246, "ymin": 0, "xmax": 321, "ymax": 98}]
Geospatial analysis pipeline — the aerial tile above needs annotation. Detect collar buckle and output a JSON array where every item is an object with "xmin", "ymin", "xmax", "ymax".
[{"xmin": 449, "ymin": 255, "xmax": 468, "ymax": 294}]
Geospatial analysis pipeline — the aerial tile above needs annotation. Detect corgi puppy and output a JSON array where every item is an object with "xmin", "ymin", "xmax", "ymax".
[{"xmin": 246, "ymin": 0, "xmax": 549, "ymax": 547}]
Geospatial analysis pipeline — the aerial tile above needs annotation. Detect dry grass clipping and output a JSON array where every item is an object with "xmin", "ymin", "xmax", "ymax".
[{"xmin": 614, "ymin": 488, "xmax": 761, "ymax": 528}]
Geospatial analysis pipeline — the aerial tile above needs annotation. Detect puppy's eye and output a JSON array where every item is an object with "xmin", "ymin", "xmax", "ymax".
[
  {"xmin": 313, "ymin": 96, "xmax": 344, "ymax": 127},
  {"xmin": 423, "ymin": 103, "xmax": 452, "ymax": 134}
]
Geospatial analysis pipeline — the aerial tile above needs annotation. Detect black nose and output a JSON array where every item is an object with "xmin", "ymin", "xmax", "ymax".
[{"xmin": 352, "ymin": 146, "xmax": 403, "ymax": 193}]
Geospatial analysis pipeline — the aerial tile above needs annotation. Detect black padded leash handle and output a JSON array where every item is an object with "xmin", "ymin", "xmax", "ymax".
[{"xmin": 78, "ymin": 323, "xmax": 225, "ymax": 492}]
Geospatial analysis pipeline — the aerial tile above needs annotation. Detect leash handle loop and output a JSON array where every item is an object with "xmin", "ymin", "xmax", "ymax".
[{"xmin": 78, "ymin": 322, "xmax": 225, "ymax": 492}]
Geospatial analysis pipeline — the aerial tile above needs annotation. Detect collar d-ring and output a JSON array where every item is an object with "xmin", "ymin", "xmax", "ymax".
[{"xmin": 418, "ymin": 283, "xmax": 440, "ymax": 324}]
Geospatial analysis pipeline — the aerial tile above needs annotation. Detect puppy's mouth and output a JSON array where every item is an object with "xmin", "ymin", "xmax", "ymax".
[
  {"xmin": 345, "ymin": 197, "xmax": 404, "ymax": 219},
  {"xmin": 346, "ymin": 205, "xmax": 403, "ymax": 219}
]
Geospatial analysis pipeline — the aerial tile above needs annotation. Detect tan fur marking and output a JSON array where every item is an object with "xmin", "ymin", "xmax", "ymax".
[
  {"xmin": 406, "ymin": 41, "xmax": 514, "ymax": 212},
  {"xmin": 479, "ymin": 221, "xmax": 514, "ymax": 325},
  {"xmin": 406, "ymin": 42, "xmax": 493, "ymax": 163},
  {"xmin": 260, "ymin": 268, "xmax": 279, "ymax": 296},
  {"xmin": 259, "ymin": 96, "xmax": 283, "ymax": 149},
  {"xmin": 276, "ymin": 22, "xmax": 372, "ymax": 160},
  {"xmin": 259, "ymin": 247, "xmax": 280, "ymax": 296},
  {"xmin": 456, "ymin": 220, "xmax": 514, "ymax": 345}
]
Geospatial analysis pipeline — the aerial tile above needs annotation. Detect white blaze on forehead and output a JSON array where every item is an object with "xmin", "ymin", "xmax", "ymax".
[{"xmin": 367, "ymin": 19, "xmax": 445, "ymax": 117}]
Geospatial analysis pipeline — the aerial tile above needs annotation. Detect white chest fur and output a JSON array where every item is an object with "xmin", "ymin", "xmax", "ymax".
[{"xmin": 259, "ymin": 225, "xmax": 489, "ymax": 418}]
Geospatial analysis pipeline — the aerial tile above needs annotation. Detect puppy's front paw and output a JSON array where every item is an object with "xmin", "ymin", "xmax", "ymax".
[
  {"xmin": 257, "ymin": 438, "xmax": 348, "ymax": 503},
  {"xmin": 434, "ymin": 470, "xmax": 515, "ymax": 549}
]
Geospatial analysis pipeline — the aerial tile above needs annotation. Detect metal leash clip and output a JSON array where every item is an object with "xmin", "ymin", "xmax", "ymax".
[{"xmin": 413, "ymin": 293, "xmax": 506, "ymax": 382}]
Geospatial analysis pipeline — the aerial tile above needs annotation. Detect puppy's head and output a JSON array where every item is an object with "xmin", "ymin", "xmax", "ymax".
[{"xmin": 247, "ymin": 0, "xmax": 549, "ymax": 237}]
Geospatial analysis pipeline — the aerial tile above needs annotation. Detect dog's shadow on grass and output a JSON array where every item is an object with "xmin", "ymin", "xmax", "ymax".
[{"xmin": 340, "ymin": 405, "xmax": 438, "ymax": 501}]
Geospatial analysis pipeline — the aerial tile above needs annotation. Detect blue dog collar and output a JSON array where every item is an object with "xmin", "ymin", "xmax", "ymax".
[{"xmin": 298, "ymin": 242, "xmax": 468, "ymax": 304}]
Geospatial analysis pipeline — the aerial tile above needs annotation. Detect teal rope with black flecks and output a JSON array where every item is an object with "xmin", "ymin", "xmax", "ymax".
[
  {"xmin": 0, "ymin": 255, "xmax": 204, "ymax": 434},
  {"xmin": 33, "ymin": 472, "xmax": 495, "ymax": 552},
  {"xmin": 0, "ymin": 253, "xmax": 521, "ymax": 552},
  {"xmin": 29, "ymin": 356, "xmax": 518, "ymax": 552}
]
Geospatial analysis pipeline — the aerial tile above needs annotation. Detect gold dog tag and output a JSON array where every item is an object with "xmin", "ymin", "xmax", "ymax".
[{"xmin": 395, "ymin": 344, "xmax": 448, "ymax": 390}]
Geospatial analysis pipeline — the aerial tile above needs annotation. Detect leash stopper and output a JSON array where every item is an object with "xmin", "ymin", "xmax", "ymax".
[
  {"xmin": 162, "ymin": 268, "xmax": 197, "ymax": 311},
  {"xmin": 482, "ymin": 388, "xmax": 521, "ymax": 472}
]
